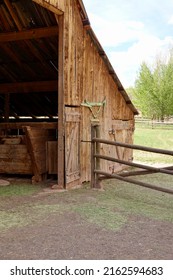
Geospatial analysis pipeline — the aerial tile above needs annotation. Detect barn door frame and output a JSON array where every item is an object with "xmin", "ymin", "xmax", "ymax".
[
  {"xmin": 57, "ymin": 14, "xmax": 65, "ymax": 189},
  {"xmin": 32, "ymin": 1, "xmax": 65, "ymax": 188}
]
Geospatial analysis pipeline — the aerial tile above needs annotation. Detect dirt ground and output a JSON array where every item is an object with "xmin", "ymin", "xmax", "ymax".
[{"xmin": 0, "ymin": 176, "xmax": 173, "ymax": 260}]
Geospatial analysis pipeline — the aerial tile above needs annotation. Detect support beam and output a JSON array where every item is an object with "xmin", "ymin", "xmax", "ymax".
[
  {"xmin": 4, "ymin": 0, "xmax": 58, "ymax": 66},
  {"xmin": 4, "ymin": 0, "xmax": 23, "ymax": 30},
  {"xmin": 0, "ymin": 122, "xmax": 57, "ymax": 130},
  {"xmin": 0, "ymin": 26, "xmax": 58, "ymax": 42},
  {"xmin": 24, "ymin": 126, "xmax": 42, "ymax": 183},
  {"xmin": 57, "ymin": 14, "xmax": 65, "ymax": 188},
  {"xmin": 4, "ymin": 93, "xmax": 10, "ymax": 122},
  {"xmin": 0, "ymin": 81, "xmax": 58, "ymax": 94},
  {"xmin": 32, "ymin": 0, "xmax": 63, "ymax": 15}
]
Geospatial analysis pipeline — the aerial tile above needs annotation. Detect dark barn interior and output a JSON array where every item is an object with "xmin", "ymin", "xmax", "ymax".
[{"xmin": 0, "ymin": 0, "xmax": 59, "ymax": 182}]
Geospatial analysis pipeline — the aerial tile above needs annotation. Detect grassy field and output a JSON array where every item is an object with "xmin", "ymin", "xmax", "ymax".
[
  {"xmin": 0, "ymin": 123, "xmax": 172, "ymax": 234},
  {"xmin": 0, "ymin": 159, "xmax": 173, "ymax": 239},
  {"xmin": 0, "ymin": 174, "xmax": 173, "ymax": 233},
  {"xmin": 133, "ymin": 123, "xmax": 173, "ymax": 164}
]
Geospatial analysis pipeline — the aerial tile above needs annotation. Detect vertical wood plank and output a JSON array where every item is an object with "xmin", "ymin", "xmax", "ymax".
[
  {"xmin": 4, "ymin": 93, "xmax": 10, "ymax": 123},
  {"xmin": 91, "ymin": 124, "xmax": 96, "ymax": 188},
  {"xmin": 23, "ymin": 126, "xmax": 41, "ymax": 182},
  {"xmin": 65, "ymin": 107, "xmax": 81, "ymax": 187},
  {"xmin": 95, "ymin": 124, "xmax": 101, "ymax": 188},
  {"xmin": 58, "ymin": 14, "xmax": 65, "ymax": 188}
]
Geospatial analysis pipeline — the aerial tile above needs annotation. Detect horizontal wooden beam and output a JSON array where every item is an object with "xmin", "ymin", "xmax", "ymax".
[
  {"xmin": 95, "ymin": 170, "xmax": 173, "ymax": 195},
  {"xmin": 0, "ymin": 122, "xmax": 58, "ymax": 130},
  {"xmin": 0, "ymin": 80, "xmax": 58, "ymax": 94},
  {"xmin": 0, "ymin": 26, "xmax": 58, "ymax": 43},
  {"xmin": 93, "ymin": 138, "xmax": 173, "ymax": 156},
  {"xmin": 94, "ymin": 154, "xmax": 173, "ymax": 176},
  {"xmin": 32, "ymin": 0, "xmax": 64, "ymax": 15},
  {"xmin": 119, "ymin": 165, "xmax": 173, "ymax": 177}
]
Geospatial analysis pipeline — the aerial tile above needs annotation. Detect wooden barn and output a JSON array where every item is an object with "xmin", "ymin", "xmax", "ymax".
[{"xmin": 0, "ymin": 0, "xmax": 138, "ymax": 188}]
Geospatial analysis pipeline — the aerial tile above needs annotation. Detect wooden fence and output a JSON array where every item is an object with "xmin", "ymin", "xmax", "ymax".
[
  {"xmin": 135, "ymin": 119, "xmax": 173, "ymax": 129},
  {"xmin": 91, "ymin": 124, "xmax": 173, "ymax": 195}
]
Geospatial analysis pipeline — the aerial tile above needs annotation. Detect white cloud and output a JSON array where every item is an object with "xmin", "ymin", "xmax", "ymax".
[
  {"xmin": 83, "ymin": 0, "xmax": 173, "ymax": 87},
  {"xmin": 108, "ymin": 36, "xmax": 173, "ymax": 87},
  {"xmin": 88, "ymin": 13, "xmax": 144, "ymax": 47}
]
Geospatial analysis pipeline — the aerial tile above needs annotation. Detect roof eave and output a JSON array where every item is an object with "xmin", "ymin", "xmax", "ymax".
[{"xmin": 77, "ymin": 0, "xmax": 138, "ymax": 115}]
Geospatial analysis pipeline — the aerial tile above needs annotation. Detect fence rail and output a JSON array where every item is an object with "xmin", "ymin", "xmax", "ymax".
[
  {"xmin": 91, "ymin": 124, "xmax": 173, "ymax": 195},
  {"xmin": 135, "ymin": 119, "xmax": 173, "ymax": 129}
]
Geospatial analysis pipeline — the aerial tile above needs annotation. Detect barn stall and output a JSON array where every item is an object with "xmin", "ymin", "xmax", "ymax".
[{"xmin": 0, "ymin": 0, "xmax": 138, "ymax": 188}]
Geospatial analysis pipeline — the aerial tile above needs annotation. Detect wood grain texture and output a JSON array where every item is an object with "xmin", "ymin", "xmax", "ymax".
[{"xmin": 0, "ymin": 144, "xmax": 32, "ymax": 174}]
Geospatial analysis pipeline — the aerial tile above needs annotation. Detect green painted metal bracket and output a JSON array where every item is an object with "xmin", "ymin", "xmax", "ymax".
[
  {"xmin": 81, "ymin": 97, "xmax": 106, "ymax": 119},
  {"xmin": 81, "ymin": 97, "xmax": 106, "ymax": 108}
]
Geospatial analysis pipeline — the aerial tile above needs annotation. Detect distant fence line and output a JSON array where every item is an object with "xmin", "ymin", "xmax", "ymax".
[{"xmin": 135, "ymin": 119, "xmax": 173, "ymax": 129}]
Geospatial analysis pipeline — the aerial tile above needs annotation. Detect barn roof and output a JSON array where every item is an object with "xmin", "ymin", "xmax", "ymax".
[
  {"xmin": 0, "ymin": 0, "xmax": 138, "ymax": 120},
  {"xmin": 0, "ymin": 0, "xmax": 58, "ymax": 120}
]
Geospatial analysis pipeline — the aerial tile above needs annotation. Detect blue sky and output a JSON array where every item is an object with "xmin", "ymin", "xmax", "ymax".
[{"xmin": 82, "ymin": 0, "xmax": 173, "ymax": 88}]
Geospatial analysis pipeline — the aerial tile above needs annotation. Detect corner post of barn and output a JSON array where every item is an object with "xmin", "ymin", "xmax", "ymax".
[
  {"xmin": 91, "ymin": 123, "xmax": 101, "ymax": 188},
  {"xmin": 57, "ymin": 13, "xmax": 65, "ymax": 189}
]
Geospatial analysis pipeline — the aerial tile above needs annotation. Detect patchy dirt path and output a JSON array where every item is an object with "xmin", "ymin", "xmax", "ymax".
[
  {"xmin": 0, "ymin": 211, "xmax": 173, "ymax": 260},
  {"xmin": 0, "ymin": 176, "xmax": 173, "ymax": 260}
]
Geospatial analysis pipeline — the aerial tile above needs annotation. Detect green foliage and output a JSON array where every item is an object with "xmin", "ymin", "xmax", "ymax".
[{"xmin": 132, "ymin": 49, "xmax": 173, "ymax": 120}]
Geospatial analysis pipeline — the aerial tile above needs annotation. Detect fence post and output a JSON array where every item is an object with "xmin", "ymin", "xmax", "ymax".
[
  {"xmin": 91, "ymin": 124, "xmax": 96, "ymax": 188},
  {"xmin": 95, "ymin": 125, "xmax": 101, "ymax": 188},
  {"xmin": 91, "ymin": 123, "xmax": 101, "ymax": 189}
]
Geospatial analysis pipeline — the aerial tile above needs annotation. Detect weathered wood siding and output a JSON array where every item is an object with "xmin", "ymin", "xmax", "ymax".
[
  {"xmin": 80, "ymin": 32, "xmax": 134, "ymax": 181},
  {"xmin": 24, "ymin": 127, "xmax": 55, "ymax": 181},
  {"xmin": 59, "ymin": 0, "xmax": 135, "ymax": 183},
  {"xmin": 65, "ymin": 107, "xmax": 81, "ymax": 185},
  {"xmin": 63, "ymin": 0, "xmax": 84, "ymax": 106},
  {"xmin": 0, "ymin": 144, "xmax": 32, "ymax": 174},
  {"xmin": 41, "ymin": 0, "xmax": 135, "ymax": 184},
  {"xmin": 47, "ymin": 141, "xmax": 57, "ymax": 174},
  {"xmin": 34, "ymin": 0, "xmax": 65, "ymax": 12}
]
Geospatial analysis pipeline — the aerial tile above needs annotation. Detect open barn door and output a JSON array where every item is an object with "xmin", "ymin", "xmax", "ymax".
[{"xmin": 65, "ymin": 108, "xmax": 81, "ymax": 188}]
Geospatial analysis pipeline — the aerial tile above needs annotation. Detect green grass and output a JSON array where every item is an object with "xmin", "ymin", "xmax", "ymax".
[
  {"xmin": 0, "ymin": 125, "xmax": 173, "ymax": 233},
  {"xmin": 0, "ymin": 203, "xmax": 65, "ymax": 231},
  {"xmin": 0, "ymin": 174, "xmax": 173, "ymax": 233},
  {"xmin": 0, "ymin": 184, "xmax": 41, "ymax": 197},
  {"xmin": 133, "ymin": 126, "xmax": 173, "ymax": 164},
  {"xmin": 101, "ymin": 176, "xmax": 173, "ymax": 223},
  {"xmin": 72, "ymin": 203, "xmax": 127, "ymax": 230}
]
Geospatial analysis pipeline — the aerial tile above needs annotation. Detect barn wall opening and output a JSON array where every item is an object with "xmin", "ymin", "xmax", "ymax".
[{"xmin": 0, "ymin": 0, "xmax": 59, "ymax": 182}]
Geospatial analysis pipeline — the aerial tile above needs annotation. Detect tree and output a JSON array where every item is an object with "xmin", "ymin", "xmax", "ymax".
[{"xmin": 133, "ymin": 50, "xmax": 173, "ymax": 120}]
